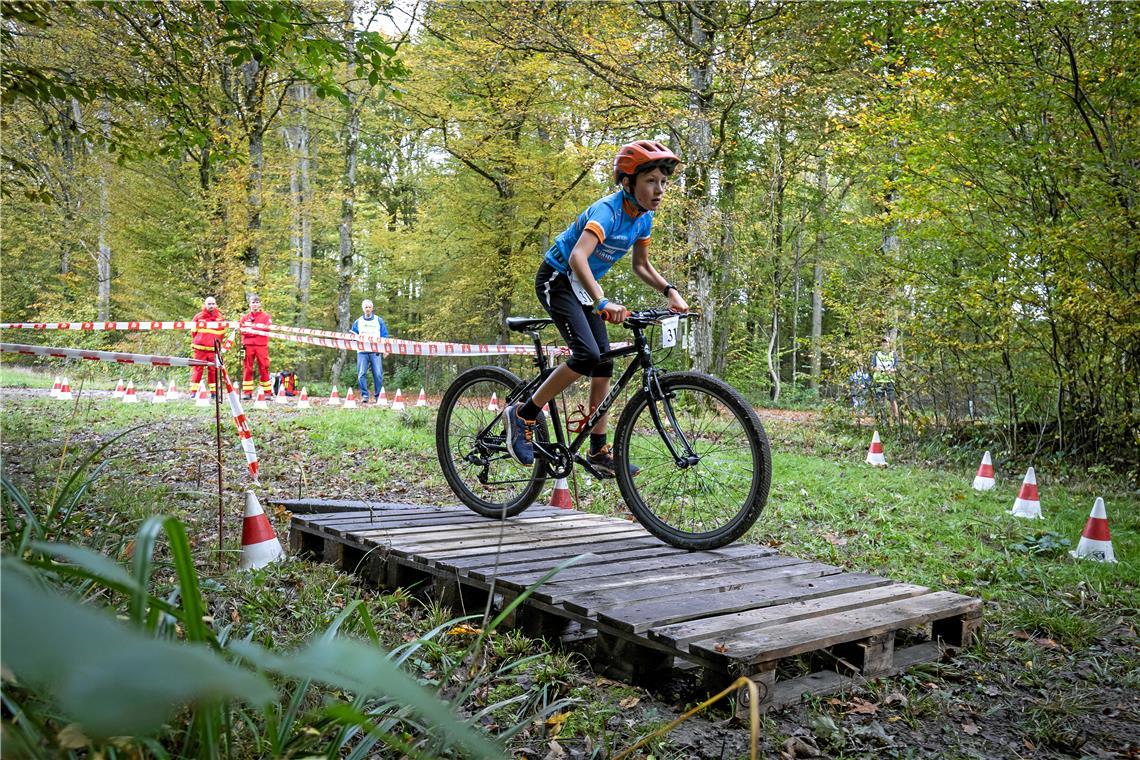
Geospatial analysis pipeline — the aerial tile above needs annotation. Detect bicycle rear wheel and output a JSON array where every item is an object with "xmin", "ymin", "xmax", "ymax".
[
  {"xmin": 613, "ymin": 371, "xmax": 771, "ymax": 550},
  {"xmin": 435, "ymin": 366, "xmax": 547, "ymax": 518}
]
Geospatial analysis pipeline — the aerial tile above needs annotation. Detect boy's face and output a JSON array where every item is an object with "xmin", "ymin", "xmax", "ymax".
[{"xmin": 627, "ymin": 167, "xmax": 669, "ymax": 212}]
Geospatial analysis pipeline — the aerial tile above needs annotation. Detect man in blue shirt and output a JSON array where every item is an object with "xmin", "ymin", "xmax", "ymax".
[
  {"xmin": 350, "ymin": 299, "xmax": 389, "ymax": 403},
  {"xmin": 505, "ymin": 140, "xmax": 689, "ymax": 477}
]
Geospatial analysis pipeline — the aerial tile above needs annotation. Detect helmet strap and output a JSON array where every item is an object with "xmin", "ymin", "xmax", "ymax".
[{"xmin": 621, "ymin": 177, "xmax": 648, "ymax": 214}]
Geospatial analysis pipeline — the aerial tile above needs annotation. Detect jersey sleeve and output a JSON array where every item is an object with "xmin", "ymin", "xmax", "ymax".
[
  {"xmin": 349, "ymin": 319, "xmax": 359, "ymax": 335},
  {"xmin": 581, "ymin": 200, "xmax": 617, "ymax": 245}
]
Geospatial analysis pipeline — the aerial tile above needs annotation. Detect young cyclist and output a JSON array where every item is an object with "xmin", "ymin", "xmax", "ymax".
[{"xmin": 505, "ymin": 140, "xmax": 689, "ymax": 476}]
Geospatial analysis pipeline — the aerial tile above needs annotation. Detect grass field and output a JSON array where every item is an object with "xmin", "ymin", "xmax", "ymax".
[{"xmin": 2, "ymin": 368, "xmax": 1137, "ymax": 758}]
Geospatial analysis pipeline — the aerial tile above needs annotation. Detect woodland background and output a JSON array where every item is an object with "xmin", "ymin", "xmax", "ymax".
[{"xmin": 2, "ymin": 0, "xmax": 1136, "ymax": 466}]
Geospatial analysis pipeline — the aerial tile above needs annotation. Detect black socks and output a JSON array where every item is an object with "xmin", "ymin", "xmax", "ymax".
[{"xmin": 518, "ymin": 399, "xmax": 541, "ymax": 421}]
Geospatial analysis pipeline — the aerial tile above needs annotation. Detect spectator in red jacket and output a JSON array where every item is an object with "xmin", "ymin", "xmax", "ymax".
[
  {"xmin": 189, "ymin": 296, "xmax": 224, "ymax": 397},
  {"xmin": 239, "ymin": 294, "xmax": 272, "ymax": 400}
]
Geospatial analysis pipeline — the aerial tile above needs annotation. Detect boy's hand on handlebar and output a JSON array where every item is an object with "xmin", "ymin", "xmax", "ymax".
[
  {"xmin": 601, "ymin": 302, "xmax": 630, "ymax": 323},
  {"xmin": 668, "ymin": 290, "xmax": 690, "ymax": 313}
]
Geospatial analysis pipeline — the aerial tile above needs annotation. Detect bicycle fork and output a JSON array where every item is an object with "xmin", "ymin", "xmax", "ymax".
[{"xmin": 643, "ymin": 369, "xmax": 701, "ymax": 469}]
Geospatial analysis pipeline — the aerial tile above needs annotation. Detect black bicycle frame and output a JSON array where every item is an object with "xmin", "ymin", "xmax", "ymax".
[{"xmin": 505, "ymin": 322, "xmax": 699, "ymax": 468}]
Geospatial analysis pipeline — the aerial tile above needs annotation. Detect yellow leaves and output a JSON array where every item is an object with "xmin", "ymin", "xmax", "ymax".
[
  {"xmin": 446, "ymin": 623, "xmax": 482, "ymax": 636},
  {"xmin": 545, "ymin": 710, "xmax": 570, "ymax": 737}
]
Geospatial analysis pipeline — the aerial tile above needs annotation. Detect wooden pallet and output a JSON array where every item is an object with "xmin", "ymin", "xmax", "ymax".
[{"xmin": 278, "ymin": 499, "xmax": 982, "ymax": 710}]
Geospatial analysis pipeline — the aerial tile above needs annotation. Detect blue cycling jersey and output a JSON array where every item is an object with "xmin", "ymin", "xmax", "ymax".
[{"xmin": 543, "ymin": 191, "xmax": 653, "ymax": 281}]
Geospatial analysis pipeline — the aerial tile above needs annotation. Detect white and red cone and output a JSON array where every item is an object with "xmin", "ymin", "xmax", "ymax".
[
  {"xmin": 865, "ymin": 430, "xmax": 887, "ymax": 466},
  {"xmin": 58, "ymin": 377, "xmax": 73, "ymax": 400},
  {"xmin": 122, "ymin": 381, "xmax": 139, "ymax": 403},
  {"xmin": 50, "ymin": 376, "xmax": 61, "ymax": 398},
  {"xmin": 238, "ymin": 491, "xmax": 285, "ymax": 571},
  {"xmin": 297, "ymin": 387, "xmax": 310, "ymax": 409},
  {"xmin": 1070, "ymin": 497, "xmax": 1116, "ymax": 563},
  {"xmin": 1009, "ymin": 467, "xmax": 1042, "ymax": 519},
  {"xmin": 195, "ymin": 379, "xmax": 211, "ymax": 407},
  {"xmin": 167, "ymin": 379, "xmax": 180, "ymax": 400},
  {"xmin": 112, "ymin": 377, "xmax": 125, "ymax": 399},
  {"xmin": 416, "ymin": 387, "xmax": 428, "ymax": 407},
  {"xmin": 488, "ymin": 392, "xmax": 499, "ymax": 411},
  {"xmin": 376, "ymin": 386, "xmax": 389, "ymax": 407},
  {"xmin": 252, "ymin": 387, "xmax": 268, "ymax": 410},
  {"xmin": 391, "ymin": 388, "xmax": 406, "ymax": 410},
  {"xmin": 152, "ymin": 382, "xmax": 166, "ymax": 403},
  {"xmin": 274, "ymin": 384, "xmax": 289, "ymax": 405},
  {"xmin": 549, "ymin": 477, "xmax": 573, "ymax": 509},
  {"xmin": 343, "ymin": 388, "xmax": 357, "ymax": 409},
  {"xmin": 973, "ymin": 450, "xmax": 996, "ymax": 491},
  {"xmin": 327, "ymin": 386, "xmax": 340, "ymax": 406}
]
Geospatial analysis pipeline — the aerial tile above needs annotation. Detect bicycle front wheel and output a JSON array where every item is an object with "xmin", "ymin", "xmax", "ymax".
[
  {"xmin": 613, "ymin": 371, "xmax": 771, "ymax": 550},
  {"xmin": 435, "ymin": 366, "xmax": 547, "ymax": 518}
]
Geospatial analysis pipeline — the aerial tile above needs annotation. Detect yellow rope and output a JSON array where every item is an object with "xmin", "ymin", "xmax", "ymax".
[{"xmin": 612, "ymin": 675, "xmax": 762, "ymax": 760}]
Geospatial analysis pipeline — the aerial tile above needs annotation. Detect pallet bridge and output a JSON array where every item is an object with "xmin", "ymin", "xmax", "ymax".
[{"xmin": 278, "ymin": 499, "xmax": 982, "ymax": 709}]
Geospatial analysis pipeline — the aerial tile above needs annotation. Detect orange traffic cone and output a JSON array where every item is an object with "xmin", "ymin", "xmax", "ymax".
[
  {"xmin": 973, "ymin": 450, "xmax": 995, "ymax": 491},
  {"xmin": 238, "ymin": 491, "xmax": 285, "ymax": 570},
  {"xmin": 865, "ymin": 430, "xmax": 887, "ymax": 466},
  {"xmin": 167, "ymin": 379, "xmax": 179, "ymax": 400},
  {"xmin": 327, "ymin": 386, "xmax": 340, "ymax": 406},
  {"xmin": 58, "ymin": 377, "xmax": 73, "ymax": 400},
  {"xmin": 112, "ymin": 377, "xmax": 125, "ymax": 399},
  {"xmin": 252, "ymin": 387, "xmax": 268, "ymax": 410},
  {"xmin": 343, "ymin": 388, "xmax": 357, "ymax": 408},
  {"xmin": 549, "ymin": 477, "xmax": 573, "ymax": 509},
  {"xmin": 152, "ymin": 382, "xmax": 167, "ymax": 404},
  {"xmin": 1009, "ymin": 467, "xmax": 1041, "ymax": 519},
  {"xmin": 274, "ymin": 383, "xmax": 289, "ymax": 405},
  {"xmin": 122, "ymin": 380, "xmax": 139, "ymax": 403},
  {"xmin": 391, "ymin": 388, "xmax": 406, "ymax": 410},
  {"xmin": 377, "ymin": 386, "xmax": 389, "ymax": 407},
  {"xmin": 1070, "ymin": 497, "xmax": 1116, "ymax": 563},
  {"xmin": 195, "ymin": 379, "xmax": 211, "ymax": 407},
  {"xmin": 416, "ymin": 387, "xmax": 428, "ymax": 407},
  {"xmin": 297, "ymin": 387, "xmax": 310, "ymax": 409},
  {"xmin": 488, "ymin": 392, "xmax": 499, "ymax": 411},
  {"xmin": 51, "ymin": 376, "xmax": 61, "ymax": 398}
]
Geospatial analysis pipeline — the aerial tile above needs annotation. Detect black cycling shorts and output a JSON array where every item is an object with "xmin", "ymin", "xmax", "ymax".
[{"xmin": 534, "ymin": 261, "xmax": 613, "ymax": 378}]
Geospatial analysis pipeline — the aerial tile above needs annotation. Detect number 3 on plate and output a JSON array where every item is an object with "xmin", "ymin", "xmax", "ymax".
[{"xmin": 660, "ymin": 315, "xmax": 679, "ymax": 348}]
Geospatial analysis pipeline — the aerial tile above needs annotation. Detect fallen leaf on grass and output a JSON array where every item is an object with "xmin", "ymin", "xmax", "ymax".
[
  {"xmin": 782, "ymin": 736, "xmax": 821, "ymax": 758},
  {"xmin": 619, "ymin": 696, "xmax": 640, "ymax": 709},
  {"xmin": 846, "ymin": 698, "xmax": 879, "ymax": 715},
  {"xmin": 544, "ymin": 711, "xmax": 569, "ymax": 738},
  {"xmin": 446, "ymin": 624, "xmax": 482, "ymax": 636},
  {"xmin": 962, "ymin": 721, "xmax": 980, "ymax": 736}
]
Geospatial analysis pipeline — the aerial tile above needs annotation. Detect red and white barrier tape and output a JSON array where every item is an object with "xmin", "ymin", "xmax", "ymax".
[
  {"xmin": 2, "ymin": 320, "xmax": 600, "ymax": 357},
  {"xmin": 1, "ymin": 342, "xmax": 258, "ymax": 483},
  {"xmin": 0, "ymin": 342, "xmax": 210, "ymax": 367},
  {"xmin": 243, "ymin": 327, "xmax": 573, "ymax": 358}
]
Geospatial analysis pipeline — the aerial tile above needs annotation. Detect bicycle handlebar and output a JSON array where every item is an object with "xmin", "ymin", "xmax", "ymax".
[{"xmin": 622, "ymin": 308, "xmax": 698, "ymax": 329}]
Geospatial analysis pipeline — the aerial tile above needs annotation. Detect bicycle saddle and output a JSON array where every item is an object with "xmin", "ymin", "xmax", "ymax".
[{"xmin": 505, "ymin": 317, "xmax": 554, "ymax": 333}]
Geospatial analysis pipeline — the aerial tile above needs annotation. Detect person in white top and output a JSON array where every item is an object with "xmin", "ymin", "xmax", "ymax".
[{"xmin": 350, "ymin": 299, "xmax": 389, "ymax": 402}]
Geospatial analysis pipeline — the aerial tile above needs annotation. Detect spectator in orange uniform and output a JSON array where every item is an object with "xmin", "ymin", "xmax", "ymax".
[
  {"xmin": 239, "ymin": 294, "xmax": 272, "ymax": 400},
  {"xmin": 189, "ymin": 296, "xmax": 225, "ymax": 397}
]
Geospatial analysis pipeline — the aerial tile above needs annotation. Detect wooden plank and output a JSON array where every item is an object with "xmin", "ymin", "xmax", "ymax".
[
  {"xmin": 433, "ymin": 536, "xmax": 672, "ymax": 569},
  {"xmin": 563, "ymin": 562, "xmax": 839, "ymax": 619},
  {"xmin": 464, "ymin": 544, "xmax": 687, "ymax": 579},
  {"xmin": 347, "ymin": 512, "xmax": 611, "ymax": 540},
  {"xmin": 649, "ymin": 583, "xmax": 932, "ymax": 650},
  {"xmin": 299, "ymin": 507, "xmax": 572, "ymax": 532},
  {"xmin": 690, "ymin": 591, "xmax": 982, "ymax": 667},
  {"xmin": 598, "ymin": 572, "xmax": 893, "ymax": 634},
  {"xmin": 496, "ymin": 544, "xmax": 770, "ymax": 588},
  {"xmin": 382, "ymin": 524, "xmax": 651, "ymax": 557}
]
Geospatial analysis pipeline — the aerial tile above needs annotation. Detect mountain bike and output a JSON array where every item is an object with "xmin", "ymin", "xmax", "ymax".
[{"xmin": 435, "ymin": 309, "xmax": 771, "ymax": 550}]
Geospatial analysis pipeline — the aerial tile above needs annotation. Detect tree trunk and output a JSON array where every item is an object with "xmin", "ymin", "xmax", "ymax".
[
  {"xmin": 241, "ymin": 58, "xmax": 264, "ymax": 290},
  {"xmin": 331, "ymin": 13, "xmax": 359, "ymax": 383},
  {"xmin": 811, "ymin": 155, "xmax": 826, "ymax": 390},
  {"xmin": 791, "ymin": 228, "xmax": 802, "ymax": 388},
  {"xmin": 96, "ymin": 104, "xmax": 112, "ymax": 320},
  {"xmin": 284, "ymin": 83, "xmax": 313, "ymax": 324},
  {"xmin": 685, "ymin": 11, "xmax": 716, "ymax": 375}
]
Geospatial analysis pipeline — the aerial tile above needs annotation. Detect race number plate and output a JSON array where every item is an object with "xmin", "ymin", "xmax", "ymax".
[{"xmin": 661, "ymin": 315, "xmax": 679, "ymax": 348}]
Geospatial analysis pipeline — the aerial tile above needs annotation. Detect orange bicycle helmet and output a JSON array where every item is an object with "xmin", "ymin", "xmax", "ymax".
[{"xmin": 613, "ymin": 140, "xmax": 681, "ymax": 184}]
